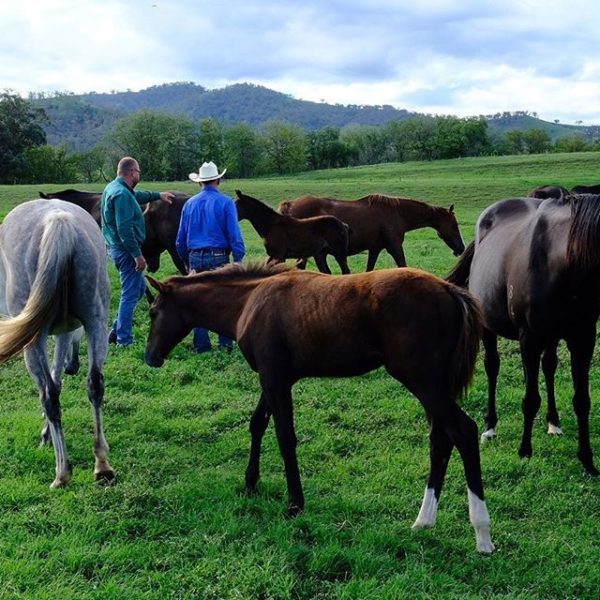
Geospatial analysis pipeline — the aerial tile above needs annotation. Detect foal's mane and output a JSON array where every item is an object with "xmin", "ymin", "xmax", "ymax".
[
  {"xmin": 567, "ymin": 193, "xmax": 600, "ymax": 267},
  {"xmin": 176, "ymin": 261, "xmax": 293, "ymax": 286}
]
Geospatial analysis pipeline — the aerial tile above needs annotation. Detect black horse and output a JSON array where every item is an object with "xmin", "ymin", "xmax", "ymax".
[{"xmin": 448, "ymin": 194, "xmax": 600, "ymax": 475}]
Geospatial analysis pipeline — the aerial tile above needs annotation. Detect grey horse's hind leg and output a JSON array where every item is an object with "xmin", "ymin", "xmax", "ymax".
[
  {"xmin": 25, "ymin": 340, "xmax": 72, "ymax": 488},
  {"xmin": 63, "ymin": 328, "xmax": 83, "ymax": 376},
  {"xmin": 85, "ymin": 321, "xmax": 115, "ymax": 484}
]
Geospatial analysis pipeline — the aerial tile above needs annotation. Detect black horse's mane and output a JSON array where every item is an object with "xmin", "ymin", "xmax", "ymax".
[{"xmin": 567, "ymin": 193, "xmax": 600, "ymax": 267}]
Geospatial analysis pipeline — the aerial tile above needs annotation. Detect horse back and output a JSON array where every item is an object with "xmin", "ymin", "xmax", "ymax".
[
  {"xmin": 39, "ymin": 189, "xmax": 102, "ymax": 225},
  {"xmin": 236, "ymin": 269, "xmax": 476, "ymax": 383}
]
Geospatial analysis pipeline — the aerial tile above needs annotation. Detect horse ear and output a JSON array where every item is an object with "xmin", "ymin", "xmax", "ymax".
[
  {"xmin": 145, "ymin": 275, "xmax": 167, "ymax": 294},
  {"xmin": 448, "ymin": 204, "xmax": 455, "ymax": 214},
  {"xmin": 235, "ymin": 189, "xmax": 242, "ymax": 198}
]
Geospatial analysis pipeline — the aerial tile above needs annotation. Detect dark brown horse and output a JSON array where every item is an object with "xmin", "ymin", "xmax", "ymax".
[
  {"xmin": 39, "ymin": 189, "xmax": 190, "ymax": 274},
  {"xmin": 278, "ymin": 194, "xmax": 465, "ymax": 271},
  {"xmin": 571, "ymin": 184, "xmax": 600, "ymax": 194},
  {"xmin": 235, "ymin": 190, "xmax": 350, "ymax": 274},
  {"xmin": 447, "ymin": 194, "xmax": 600, "ymax": 475},
  {"xmin": 144, "ymin": 263, "xmax": 494, "ymax": 553}
]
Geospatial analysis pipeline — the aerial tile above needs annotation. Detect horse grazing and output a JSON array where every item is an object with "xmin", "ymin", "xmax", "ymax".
[
  {"xmin": 0, "ymin": 199, "xmax": 114, "ymax": 487},
  {"xmin": 447, "ymin": 194, "xmax": 600, "ymax": 475},
  {"xmin": 278, "ymin": 194, "xmax": 465, "ymax": 271},
  {"xmin": 39, "ymin": 188, "xmax": 190, "ymax": 274},
  {"xmin": 528, "ymin": 185, "xmax": 570, "ymax": 200},
  {"xmin": 235, "ymin": 190, "xmax": 350, "ymax": 274},
  {"xmin": 144, "ymin": 263, "xmax": 493, "ymax": 553}
]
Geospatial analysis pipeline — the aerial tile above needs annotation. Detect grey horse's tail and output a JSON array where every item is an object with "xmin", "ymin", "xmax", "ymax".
[{"xmin": 0, "ymin": 210, "xmax": 77, "ymax": 362}]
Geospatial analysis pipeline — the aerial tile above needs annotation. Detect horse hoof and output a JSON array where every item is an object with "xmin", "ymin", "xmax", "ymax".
[
  {"xmin": 480, "ymin": 429, "xmax": 496, "ymax": 442},
  {"xmin": 477, "ymin": 540, "xmax": 496, "ymax": 554},
  {"xmin": 547, "ymin": 423, "xmax": 563, "ymax": 436},
  {"xmin": 518, "ymin": 448, "xmax": 532, "ymax": 460},
  {"xmin": 94, "ymin": 469, "xmax": 116, "ymax": 485},
  {"xmin": 285, "ymin": 504, "xmax": 303, "ymax": 519},
  {"xmin": 411, "ymin": 518, "xmax": 435, "ymax": 530},
  {"xmin": 50, "ymin": 477, "xmax": 70, "ymax": 489}
]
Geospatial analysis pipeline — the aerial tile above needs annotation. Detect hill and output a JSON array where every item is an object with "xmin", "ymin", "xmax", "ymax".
[{"xmin": 33, "ymin": 82, "xmax": 598, "ymax": 151}]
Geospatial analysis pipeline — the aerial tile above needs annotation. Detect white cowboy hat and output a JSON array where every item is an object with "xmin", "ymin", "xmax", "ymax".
[{"xmin": 189, "ymin": 161, "xmax": 227, "ymax": 183}]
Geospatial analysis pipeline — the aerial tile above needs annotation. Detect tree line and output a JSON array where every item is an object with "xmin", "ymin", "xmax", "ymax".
[{"xmin": 2, "ymin": 91, "xmax": 599, "ymax": 184}]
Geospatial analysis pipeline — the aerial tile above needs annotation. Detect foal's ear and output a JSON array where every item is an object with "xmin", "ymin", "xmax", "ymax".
[
  {"xmin": 145, "ymin": 275, "xmax": 168, "ymax": 295},
  {"xmin": 448, "ymin": 204, "xmax": 455, "ymax": 214}
]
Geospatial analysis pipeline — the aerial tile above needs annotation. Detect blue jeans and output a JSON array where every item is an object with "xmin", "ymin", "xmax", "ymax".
[
  {"xmin": 108, "ymin": 247, "xmax": 147, "ymax": 346},
  {"xmin": 188, "ymin": 249, "xmax": 232, "ymax": 352}
]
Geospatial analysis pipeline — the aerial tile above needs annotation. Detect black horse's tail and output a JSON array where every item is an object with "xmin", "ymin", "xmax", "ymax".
[
  {"xmin": 445, "ymin": 283, "xmax": 483, "ymax": 399},
  {"xmin": 445, "ymin": 240, "xmax": 475, "ymax": 287}
]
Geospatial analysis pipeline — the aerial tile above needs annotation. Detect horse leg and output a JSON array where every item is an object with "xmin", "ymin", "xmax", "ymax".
[
  {"xmin": 518, "ymin": 334, "xmax": 543, "ymax": 460},
  {"xmin": 566, "ymin": 328, "xmax": 598, "ymax": 475},
  {"xmin": 481, "ymin": 330, "xmax": 500, "ymax": 441},
  {"xmin": 412, "ymin": 417, "xmax": 454, "ymax": 529},
  {"xmin": 445, "ymin": 405, "xmax": 494, "ymax": 554},
  {"xmin": 245, "ymin": 392, "xmax": 271, "ymax": 494},
  {"xmin": 295, "ymin": 258, "xmax": 308, "ymax": 270},
  {"xmin": 313, "ymin": 252, "xmax": 332, "ymax": 274},
  {"xmin": 261, "ymin": 375, "xmax": 304, "ymax": 517},
  {"xmin": 383, "ymin": 234, "xmax": 407, "ymax": 268},
  {"xmin": 39, "ymin": 332, "xmax": 72, "ymax": 447},
  {"xmin": 86, "ymin": 321, "xmax": 115, "ymax": 483},
  {"xmin": 542, "ymin": 340, "xmax": 562, "ymax": 435},
  {"xmin": 25, "ymin": 343, "xmax": 72, "ymax": 488},
  {"xmin": 63, "ymin": 329, "xmax": 81, "ymax": 376},
  {"xmin": 365, "ymin": 248, "xmax": 382, "ymax": 272},
  {"xmin": 332, "ymin": 253, "xmax": 351, "ymax": 274}
]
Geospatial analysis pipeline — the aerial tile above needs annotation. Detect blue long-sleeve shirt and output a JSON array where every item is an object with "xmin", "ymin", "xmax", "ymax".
[{"xmin": 176, "ymin": 187, "xmax": 246, "ymax": 264}]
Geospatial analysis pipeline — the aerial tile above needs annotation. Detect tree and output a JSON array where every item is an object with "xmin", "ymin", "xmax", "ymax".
[
  {"xmin": 73, "ymin": 145, "xmax": 110, "ymax": 182},
  {"xmin": 306, "ymin": 127, "xmax": 350, "ymax": 170},
  {"xmin": 198, "ymin": 117, "xmax": 224, "ymax": 165},
  {"xmin": 523, "ymin": 128, "xmax": 551, "ymax": 154},
  {"xmin": 223, "ymin": 123, "xmax": 262, "ymax": 178},
  {"xmin": 262, "ymin": 120, "xmax": 307, "ymax": 175},
  {"xmin": 0, "ymin": 91, "xmax": 48, "ymax": 183},
  {"xmin": 23, "ymin": 145, "xmax": 78, "ymax": 183},
  {"xmin": 109, "ymin": 111, "xmax": 198, "ymax": 180},
  {"xmin": 505, "ymin": 130, "xmax": 525, "ymax": 154}
]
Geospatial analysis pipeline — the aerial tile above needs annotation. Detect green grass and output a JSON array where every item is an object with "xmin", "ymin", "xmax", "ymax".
[{"xmin": 1, "ymin": 152, "xmax": 600, "ymax": 598}]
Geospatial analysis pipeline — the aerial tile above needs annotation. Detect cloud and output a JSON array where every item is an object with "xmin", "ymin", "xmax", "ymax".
[{"xmin": 1, "ymin": 0, "xmax": 600, "ymax": 123}]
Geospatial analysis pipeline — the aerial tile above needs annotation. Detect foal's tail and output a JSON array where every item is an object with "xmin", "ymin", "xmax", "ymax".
[
  {"xmin": 446, "ymin": 283, "xmax": 483, "ymax": 400},
  {"xmin": 0, "ymin": 210, "xmax": 77, "ymax": 362},
  {"xmin": 445, "ymin": 240, "xmax": 475, "ymax": 287}
]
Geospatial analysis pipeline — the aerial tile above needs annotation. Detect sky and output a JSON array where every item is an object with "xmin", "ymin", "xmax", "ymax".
[{"xmin": 3, "ymin": 0, "xmax": 600, "ymax": 124}]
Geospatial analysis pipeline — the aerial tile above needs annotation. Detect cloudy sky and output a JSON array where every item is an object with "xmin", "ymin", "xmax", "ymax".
[{"xmin": 3, "ymin": 0, "xmax": 600, "ymax": 124}]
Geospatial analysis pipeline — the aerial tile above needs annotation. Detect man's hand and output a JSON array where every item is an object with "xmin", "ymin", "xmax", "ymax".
[
  {"xmin": 160, "ymin": 191, "xmax": 175, "ymax": 204},
  {"xmin": 134, "ymin": 255, "xmax": 147, "ymax": 272}
]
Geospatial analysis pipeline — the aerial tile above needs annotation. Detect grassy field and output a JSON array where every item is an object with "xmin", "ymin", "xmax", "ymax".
[{"xmin": 1, "ymin": 152, "xmax": 600, "ymax": 599}]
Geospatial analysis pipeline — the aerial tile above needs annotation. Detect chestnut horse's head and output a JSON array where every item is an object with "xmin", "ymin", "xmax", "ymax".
[
  {"xmin": 434, "ymin": 205, "xmax": 465, "ymax": 256},
  {"xmin": 144, "ymin": 276, "xmax": 191, "ymax": 367}
]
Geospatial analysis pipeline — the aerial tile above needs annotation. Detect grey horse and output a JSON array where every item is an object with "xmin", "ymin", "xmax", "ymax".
[{"xmin": 0, "ymin": 199, "xmax": 115, "ymax": 487}]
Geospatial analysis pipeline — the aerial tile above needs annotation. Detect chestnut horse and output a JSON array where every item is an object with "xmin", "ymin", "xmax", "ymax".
[
  {"xmin": 144, "ymin": 263, "xmax": 493, "ymax": 553},
  {"xmin": 39, "ymin": 189, "xmax": 190, "ymax": 274},
  {"xmin": 235, "ymin": 190, "xmax": 350, "ymax": 274},
  {"xmin": 447, "ymin": 194, "xmax": 600, "ymax": 475},
  {"xmin": 278, "ymin": 194, "xmax": 465, "ymax": 271}
]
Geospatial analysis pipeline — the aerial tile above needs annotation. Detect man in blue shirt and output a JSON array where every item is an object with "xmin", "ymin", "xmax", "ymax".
[{"xmin": 176, "ymin": 161, "xmax": 245, "ymax": 354}]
